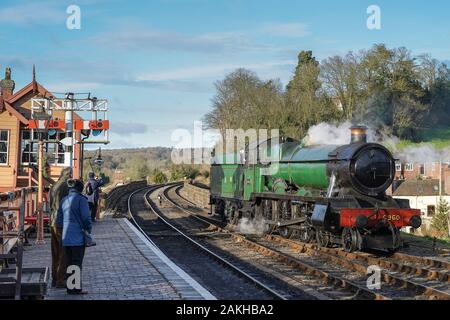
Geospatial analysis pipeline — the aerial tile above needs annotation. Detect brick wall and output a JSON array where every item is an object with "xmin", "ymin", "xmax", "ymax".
[
  {"xmin": 394, "ymin": 162, "xmax": 450, "ymax": 195},
  {"xmin": 180, "ymin": 182, "xmax": 210, "ymax": 209},
  {"xmin": 446, "ymin": 167, "xmax": 450, "ymax": 195}
]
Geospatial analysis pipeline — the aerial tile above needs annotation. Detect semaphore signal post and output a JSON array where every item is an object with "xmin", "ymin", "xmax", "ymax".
[{"xmin": 29, "ymin": 94, "xmax": 110, "ymax": 244}]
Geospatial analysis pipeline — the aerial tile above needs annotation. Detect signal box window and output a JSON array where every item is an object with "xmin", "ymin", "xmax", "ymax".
[
  {"xmin": 405, "ymin": 163, "xmax": 414, "ymax": 171},
  {"xmin": 21, "ymin": 130, "xmax": 38, "ymax": 164},
  {"xmin": 21, "ymin": 130, "xmax": 66, "ymax": 165},
  {"xmin": 0, "ymin": 130, "xmax": 9, "ymax": 165}
]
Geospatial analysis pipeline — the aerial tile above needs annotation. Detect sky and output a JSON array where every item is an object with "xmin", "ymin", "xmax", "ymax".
[{"xmin": 0, "ymin": 0, "xmax": 449, "ymax": 149}]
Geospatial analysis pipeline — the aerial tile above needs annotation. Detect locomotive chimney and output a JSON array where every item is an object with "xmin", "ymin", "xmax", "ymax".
[{"xmin": 350, "ymin": 125, "xmax": 367, "ymax": 144}]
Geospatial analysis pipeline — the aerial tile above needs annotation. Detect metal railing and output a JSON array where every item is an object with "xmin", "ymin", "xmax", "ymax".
[{"xmin": 0, "ymin": 187, "xmax": 34, "ymax": 299}]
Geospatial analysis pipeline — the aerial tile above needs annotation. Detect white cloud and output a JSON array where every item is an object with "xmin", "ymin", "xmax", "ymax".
[
  {"xmin": 46, "ymin": 82, "xmax": 101, "ymax": 93},
  {"xmin": 0, "ymin": 2, "xmax": 65, "ymax": 25},
  {"xmin": 137, "ymin": 60, "xmax": 296, "ymax": 82},
  {"xmin": 94, "ymin": 28, "xmax": 270, "ymax": 54},
  {"xmin": 91, "ymin": 21, "xmax": 309, "ymax": 55},
  {"xmin": 262, "ymin": 22, "xmax": 309, "ymax": 38},
  {"xmin": 111, "ymin": 121, "xmax": 148, "ymax": 136}
]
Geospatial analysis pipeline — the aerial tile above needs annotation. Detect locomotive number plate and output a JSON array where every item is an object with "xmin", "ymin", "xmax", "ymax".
[{"xmin": 385, "ymin": 214, "xmax": 401, "ymax": 221}]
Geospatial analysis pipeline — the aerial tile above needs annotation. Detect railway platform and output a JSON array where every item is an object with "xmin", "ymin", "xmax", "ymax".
[{"xmin": 22, "ymin": 213, "xmax": 215, "ymax": 300}]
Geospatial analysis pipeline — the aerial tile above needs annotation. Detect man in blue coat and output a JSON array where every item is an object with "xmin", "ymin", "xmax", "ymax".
[{"xmin": 56, "ymin": 179, "xmax": 92, "ymax": 294}]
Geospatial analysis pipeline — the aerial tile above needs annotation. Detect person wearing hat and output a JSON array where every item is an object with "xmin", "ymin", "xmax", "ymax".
[
  {"xmin": 49, "ymin": 167, "xmax": 72, "ymax": 288},
  {"xmin": 84, "ymin": 171, "xmax": 104, "ymax": 222},
  {"xmin": 56, "ymin": 179, "xmax": 92, "ymax": 295}
]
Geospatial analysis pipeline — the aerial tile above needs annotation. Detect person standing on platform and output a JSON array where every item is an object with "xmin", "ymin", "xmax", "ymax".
[
  {"xmin": 49, "ymin": 167, "xmax": 72, "ymax": 288},
  {"xmin": 57, "ymin": 179, "xmax": 92, "ymax": 295},
  {"xmin": 84, "ymin": 171, "xmax": 104, "ymax": 222}
]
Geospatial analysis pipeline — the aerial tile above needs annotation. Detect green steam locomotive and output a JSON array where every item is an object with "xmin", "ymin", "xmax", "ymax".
[{"xmin": 210, "ymin": 126, "xmax": 422, "ymax": 252}]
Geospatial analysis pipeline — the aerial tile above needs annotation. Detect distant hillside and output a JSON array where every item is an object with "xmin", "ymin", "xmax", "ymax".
[
  {"xmin": 85, "ymin": 147, "xmax": 172, "ymax": 171},
  {"xmin": 83, "ymin": 147, "xmax": 171, "ymax": 182},
  {"xmin": 415, "ymin": 126, "xmax": 450, "ymax": 149},
  {"xmin": 84, "ymin": 147, "xmax": 209, "ymax": 184}
]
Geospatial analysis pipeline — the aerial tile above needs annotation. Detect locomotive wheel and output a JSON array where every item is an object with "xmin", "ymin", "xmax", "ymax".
[
  {"xmin": 225, "ymin": 202, "xmax": 238, "ymax": 225},
  {"xmin": 316, "ymin": 230, "xmax": 331, "ymax": 248},
  {"xmin": 230, "ymin": 209, "xmax": 239, "ymax": 225},
  {"xmin": 279, "ymin": 201, "xmax": 291, "ymax": 220},
  {"xmin": 342, "ymin": 228, "xmax": 359, "ymax": 252},
  {"xmin": 278, "ymin": 201, "xmax": 293, "ymax": 238},
  {"xmin": 262, "ymin": 200, "xmax": 276, "ymax": 233},
  {"xmin": 254, "ymin": 200, "xmax": 263, "ymax": 220},
  {"xmin": 299, "ymin": 226, "xmax": 315, "ymax": 243},
  {"xmin": 215, "ymin": 200, "xmax": 225, "ymax": 219},
  {"xmin": 279, "ymin": 227, "xmax": 294, "ymax": 239},
  {"xmin": 388, "ymin": 225, "xmax": 401, "ymax": 252}
]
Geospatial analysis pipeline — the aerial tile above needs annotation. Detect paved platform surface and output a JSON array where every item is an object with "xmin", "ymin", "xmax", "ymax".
[{"xmin": 23, "ymin": 214, "xmax": 214, "ymax": 300}]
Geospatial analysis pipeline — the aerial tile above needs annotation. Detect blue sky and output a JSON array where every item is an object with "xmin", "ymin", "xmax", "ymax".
[{"xmin": 1, "ymin": 0, "xmax": 449, "ymax": 149}]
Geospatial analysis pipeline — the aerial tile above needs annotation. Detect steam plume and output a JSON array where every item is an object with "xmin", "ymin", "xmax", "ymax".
[
  {"xmin": 304, "ymin": 121, "xmax": 450, "ymax": 163},
  {"xmin": 236, "ymin": 217, "xmax": 266, "ymax": 235}
]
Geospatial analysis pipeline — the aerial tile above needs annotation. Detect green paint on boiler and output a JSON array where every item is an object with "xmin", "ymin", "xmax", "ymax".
[{"xmin": 270, "ymin": 162, "xmax": 329, "ymax": 189}]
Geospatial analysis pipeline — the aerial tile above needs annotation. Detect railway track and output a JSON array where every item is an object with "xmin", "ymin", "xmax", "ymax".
[
  {"xmin": 164, "ymin": 183, "xmax": 450, "ymax": 300},
  {"xmin": 126, "ymin": 184, "xmax": 298, "ymax": 300},
  {"xmin": 174, "ymin": 185, "xmax": 450, "ymax": 277},
  {"xmin": 161, "ymin": 184, "xmax": 388, "ymax": 299}
]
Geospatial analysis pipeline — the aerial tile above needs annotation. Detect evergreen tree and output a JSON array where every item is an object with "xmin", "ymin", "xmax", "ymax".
[
  {"xmin": 431, "ymin": 198, "xmax": 450, "ymax": 237},
  {"xmin": 285, "ymin": 51, "xmax": 325, "ymax": 138}
]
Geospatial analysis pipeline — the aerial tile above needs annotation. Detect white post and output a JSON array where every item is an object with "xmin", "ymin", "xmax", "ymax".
[
  {"xmin": 65, "ymin": 93, "xmax": 74, "ymax": 172},
  {"xmin": 92, "ymin": 98, "xmax": 97, "ymax": 121},
  {"xmin": 439, "ymin": 160, "xmax": 442, "ymax": 197},
  {"xmin": 104, "ymin": 109, "xmax": 108, "ymax": 142}
]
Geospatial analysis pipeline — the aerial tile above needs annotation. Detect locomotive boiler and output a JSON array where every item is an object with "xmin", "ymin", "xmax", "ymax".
[{"xmin": 210, "ymin": 126, "xmax": 422, "ymax": 252}]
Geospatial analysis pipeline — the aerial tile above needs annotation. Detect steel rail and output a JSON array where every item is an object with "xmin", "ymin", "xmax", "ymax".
[
  {"xmin": 267, "ymin": 235, "xmax": 450, "ymax": 283},
  {"xmin": 168, "ymin": 184, "xmax": 450, "ymax": 300},
  {"xmin": 162, "ymin": 184, "xmax": 392, "ymax": 300},
  {"xmin": 264, "ymin": 235, "xmax": 450, "ymax": 300},
  {"xmin": 126, "ymin": 184, "xmax": 168, "ymax": 248},
  {"xmin": 141, "ymin": 184, "xmax": 288, "ymax": 300},
  {"xmin": 176, "ymin": 184, "xmax": 450, "ymax": 271}
]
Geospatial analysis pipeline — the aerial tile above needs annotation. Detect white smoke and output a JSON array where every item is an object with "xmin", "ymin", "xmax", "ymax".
[
  {"xmin": 396, "ymin": 144, "xmax": 450, "ymax": 163},
  {"xmin": 304, "ymin": 121, "xmax": 376, "ymax": 146},
  {"xmin": 303, "ymin": 121, "xmax": 450, "ymax": 164},
  {"xmin": 236, "ymin": 217, "xmax": 266, "ymax": 235}
]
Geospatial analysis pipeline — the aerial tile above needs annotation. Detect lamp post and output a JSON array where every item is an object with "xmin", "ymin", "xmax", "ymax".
[{"xmin": 82, "ymin": 147, "xmax": 103, "ymax": 180}]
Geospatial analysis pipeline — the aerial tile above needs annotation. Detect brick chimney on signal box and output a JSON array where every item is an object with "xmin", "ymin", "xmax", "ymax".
[{"xmin": 0, "ymin": 67, "xmax": 15, "ymax": 99}]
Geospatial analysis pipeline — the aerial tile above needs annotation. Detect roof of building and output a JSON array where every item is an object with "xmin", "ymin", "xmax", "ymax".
[
  {"xmin": 0, "ymin": 66, "xmax": 54, "ymax": 124},
  {"xmin": 393, "ymin": 179, "xmax": 446, "ymax": 196}
]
